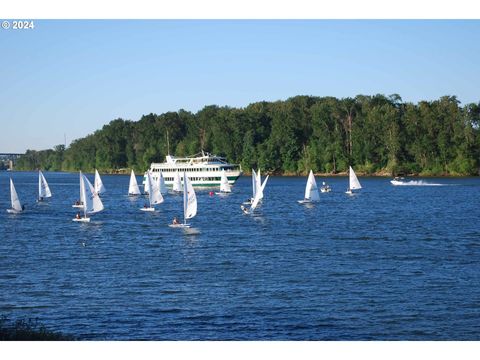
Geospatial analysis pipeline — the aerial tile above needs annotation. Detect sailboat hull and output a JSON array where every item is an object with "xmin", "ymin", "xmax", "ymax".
[
  {"xmin": 297, "ymin": 199, "xmax": 316, "ymax": 204},
  {"xmin": 72, "ymin": 204, "xmax": 84, "ymax": 208},
  {"xmin": 169, "ymin": 223, "xmax": 191, "ymax": 228},
  {"xmin": 6, "ymin": 209, "xmax": 22, "ymax": 214},
  {"xmin": 72, "ymin": 217, "xmax": 90, "ymax": 222},
  {"xmin": 140, "ymin": 207, "xmax": 156, "ymax": 212}
]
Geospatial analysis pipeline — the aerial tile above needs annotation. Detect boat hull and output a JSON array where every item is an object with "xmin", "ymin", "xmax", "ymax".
[
  {"xmin": 72, "ymin": 217, "xmax": 90, "ymax": 222},
  {"xmin": 297, "ymin": 199, "xmax": 316, "ymax": 204},
  {"xmin": 140, "ymin": 207, "xmax": 156, "ymax": 212},
  {"xmin": 146, "ymin": 175, "xmax": 242, "ymax": 188},
  {"xmin": 6, "ymin": 209, "xmax": 22, "ymax": 214},
  {"xmin": 169, "ymin": 223, "xmax": 191, "ymax": 228}
]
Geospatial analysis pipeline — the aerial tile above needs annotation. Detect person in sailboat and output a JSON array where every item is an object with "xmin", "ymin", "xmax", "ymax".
[
  {"xmin": 76, "ymin": 212, "xmax": 81, "ymax": 219},
  {"xmin": 22, "ymin": 204, "xmax": 25, "ymax": 211},
  {"xmin": 320, "ymin": 181, "xmax": 331, "ymax": 192},
  {"xmin": 39, "ymin": 196, "xmax": 43, "ymax": 202},
  {"xmin": 240, "ymin": 205, "xmax": 249, "ymax": 215},
  {"xmin": 172, "ymin": 217, "xmax": 179, "ymax": 225}
]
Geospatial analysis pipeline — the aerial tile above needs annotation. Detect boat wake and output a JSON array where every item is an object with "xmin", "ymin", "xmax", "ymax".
[{"xmin": 391, "ymin": 180, "xmax": 448, "ymax": 186}]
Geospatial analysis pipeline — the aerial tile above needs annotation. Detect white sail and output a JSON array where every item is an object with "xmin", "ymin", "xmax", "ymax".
[
  {"xmin": 94, "ymin": 169, "xmax": 106, "ymax": 194},
  {"xmin": 84, "ymin": 174, "xmax": 104, "ymax": 213},
  {"xmin": 250, "ymin": 175, "xmax": 269, "ymax": 212},
  {"xmin": 79, "ymin": 171, "xmax": 85, "ymax": 207},
  {"xmin": 173, "ymin": 171, "xmax": 182, "ymax": 192},
  {"xmin": 256, "ymin": 169, "xmax": 264, "ymax": 200},
  {"xmin": 38, "ymin": 170, "xmax": 52, "ymax": 199},
  {"xmin": 251, "ymin": 169, "xmax": 257, "ymax": 199},
  {"xmin": 10, "ymin": 178, "xmax": 22, "ymax": 212},
  {"xmin": 219, "ymin": 169, "xmax": 231, "ymax": 193},
  {"xmin": 79, "ymin": 172, "xmax": 89, "ymax": 217},
  {"xmin": 143, "ymin": 171, "xmax": 150, "ymax": 194},
  {"xmin": 349, "ymin": 166, "xmax": 362, "ymax": 190},
  {"xmin": 149, "ymin": 171, "xmax": 164, "ymax": 205},
  {"xmin": 183, "ymin": 172, "xmax": 197, "ymax": 221},
  {"xmin": 144, "ymin": 171, "xmax": 153, "ymax": 204},
  {"xmin": 304, "ymin": 170, "xmax": 320, "ymax": 201},
  {"xmin": 159, "ymin": 171, "xmax": 168, "ymax": 194},
  {"xmin": 128, "ymin": 170, "xmax": 141, "ymax": 195}
]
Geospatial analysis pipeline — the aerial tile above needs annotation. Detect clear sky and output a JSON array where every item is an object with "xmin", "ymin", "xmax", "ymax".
[{"xmin": 1, "ymin": 20, "xmax": 480, "ymax": 153}]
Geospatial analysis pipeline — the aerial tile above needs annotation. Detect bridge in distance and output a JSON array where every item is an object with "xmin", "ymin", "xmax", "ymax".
[{"xmin": 0, "ymin": 153, "xmax": 24, "ymax": 170}]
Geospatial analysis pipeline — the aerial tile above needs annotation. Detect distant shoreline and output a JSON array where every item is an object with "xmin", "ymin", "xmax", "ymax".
[{"xmin": 3, "ymin": 169, "xmax": 478, "ymax": 178}]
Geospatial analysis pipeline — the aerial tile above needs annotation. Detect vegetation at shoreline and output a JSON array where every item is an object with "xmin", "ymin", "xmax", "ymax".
[
  {"xmin": 0, "ymin": 315, "xmax": 74, "ymax": 340},
  {"xmin": 16, "ymin": 94, "xmax": 480, "ymax": 176}
]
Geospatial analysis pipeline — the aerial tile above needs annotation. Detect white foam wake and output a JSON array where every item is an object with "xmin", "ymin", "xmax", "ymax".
[{"xmin": 391, "ymin": 180, "xmax": 447, "ymax": 186}]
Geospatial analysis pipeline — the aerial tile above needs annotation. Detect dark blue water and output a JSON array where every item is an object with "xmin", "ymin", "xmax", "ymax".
[{"xmin": 1, "ymin": 171, "xmax": 479, "ymax": 340}]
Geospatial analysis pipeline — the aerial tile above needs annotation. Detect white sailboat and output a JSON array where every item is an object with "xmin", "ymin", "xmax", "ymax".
[
  {"xmin": 7, "ymin": 178, "xmax": 24, "ymax": 214},
  {"xmin": 243, "ymin": 168, "xmax": 262, "ymax": 204},
  {"xmin": 73, "ymin": 173, "xmax": 104, "ymax": 222},
  {"xmin": 169, "ymin": 172, "xmax": 197, "ymax": 228},
  {"xmin": 298, "ymin": 170, "xmax": 320, "ymax": 204},
  {"xmin": 346, "ymin": 166, "xmax": 362, "ymax": 195},
  {"xmin": 215, "ymin": 169, "xmax": 232, "ymax": 195},
  {"xmin": 241, "ymin": 175, "xmax": 269, "ymax": 215},
  {"xmin": 72, "ymin": 171, "xmax": 85, "ymax": 208},
  {"xmin": 94, "ymin": 169, "xmax": 106, "ymax": 195},
  {"xmin": 38, "ymin": 170, "xmax": 52, "ymax": 201},
  {"xmin": 140, "ymin": 171, "xmax": 164, "ymax": 212},
  {"xmin": 172, "ymin": 171, "xmax": 182, "ymax": 193},
  {"xmin": 158, "ymin": 171, "xmax": 168, "ymax": 195},
  {"xmin": 128, "ymin": 169, "xmax": 141, "ymax": 196}
]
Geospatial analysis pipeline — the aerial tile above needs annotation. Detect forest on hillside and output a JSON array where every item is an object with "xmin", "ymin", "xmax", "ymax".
[{"xmin": 16, "ymin": 94, "xmax": 480, "ymax": 176}]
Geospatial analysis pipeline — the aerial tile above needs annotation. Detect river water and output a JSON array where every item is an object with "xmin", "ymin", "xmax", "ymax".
[{"xmin": 1, "ymin": 171, "xmax": 479, "ymax": 340}]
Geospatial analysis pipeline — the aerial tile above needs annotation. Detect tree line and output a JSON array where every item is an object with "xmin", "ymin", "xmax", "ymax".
[{"xmin": 16, "ymin": 94, "xmax": 480, "ymax": 176}]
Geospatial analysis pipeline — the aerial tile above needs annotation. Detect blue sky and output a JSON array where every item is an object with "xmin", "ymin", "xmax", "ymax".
[{"xmin": 1, "ymin": 20, "xmax": 480, "ymax": 153}]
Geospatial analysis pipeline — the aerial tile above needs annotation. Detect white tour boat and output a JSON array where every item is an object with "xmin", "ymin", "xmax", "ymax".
[{"xmin": 143, "ymin": 151, "xmax": 242, "ymax": 188}]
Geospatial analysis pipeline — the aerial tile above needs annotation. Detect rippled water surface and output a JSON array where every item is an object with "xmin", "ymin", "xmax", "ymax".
[{"xmin": 1, "ymin": 171, "xmax": 479, "ymax": 340}]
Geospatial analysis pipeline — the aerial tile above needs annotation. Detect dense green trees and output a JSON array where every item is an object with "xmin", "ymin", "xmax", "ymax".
[{"xmin": 15, "ymin": 94, "xmax": 480, "ymax": 176}]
